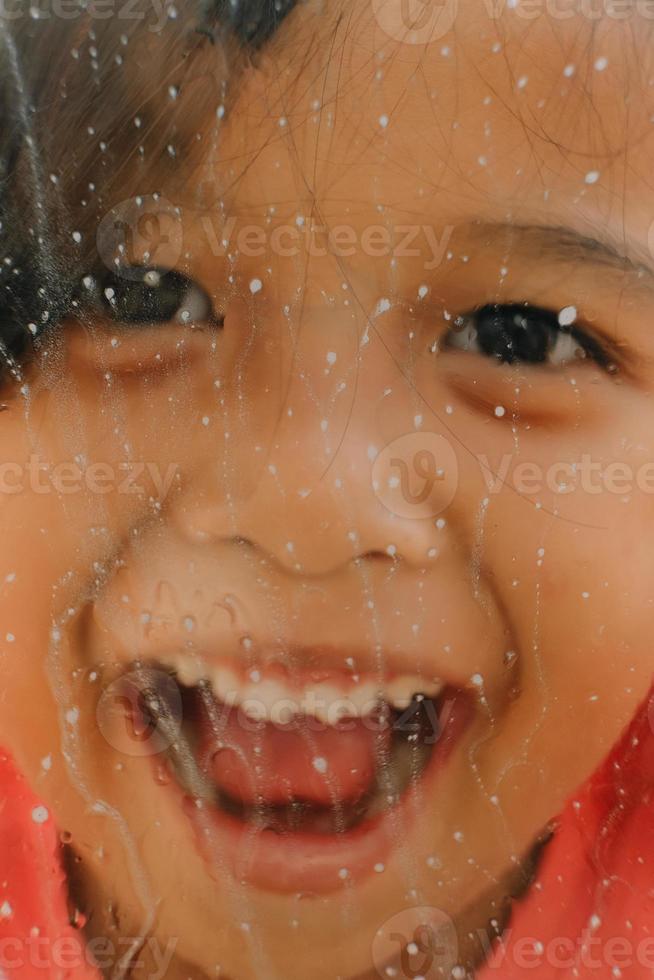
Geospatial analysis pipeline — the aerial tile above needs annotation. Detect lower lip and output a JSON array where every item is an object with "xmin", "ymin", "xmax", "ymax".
[{"xmin": 170, "ymin": 689, "xmax": 474, "ymax": 895}]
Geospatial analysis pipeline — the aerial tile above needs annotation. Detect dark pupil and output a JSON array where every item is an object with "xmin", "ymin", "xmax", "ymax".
[
  {"xmin": 102, "ymin": 270, "xmax": 188, "ymax": 324},
  {"xmin": 475, "ymin": 304, "xmax": 559, "ymax": 364}
]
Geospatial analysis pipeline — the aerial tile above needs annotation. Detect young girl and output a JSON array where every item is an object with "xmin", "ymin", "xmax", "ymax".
[{"xmin": 0, "ymin": 0, "xmax": 653, "ymax": 976}]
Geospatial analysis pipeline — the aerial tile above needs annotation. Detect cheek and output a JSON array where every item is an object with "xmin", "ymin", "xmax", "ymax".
[
  {"xmin": 465, "ymin": 464, "xmax": 654, "ymax": 827},
  {"xmin": 425, "ymin": 375, "xmax": 654, "ymax": 814}
]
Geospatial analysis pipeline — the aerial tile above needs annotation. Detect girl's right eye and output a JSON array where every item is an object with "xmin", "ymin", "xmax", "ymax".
[{"xmin": 78, "ymin": 266, "xmax": 220, "ymax": 329}]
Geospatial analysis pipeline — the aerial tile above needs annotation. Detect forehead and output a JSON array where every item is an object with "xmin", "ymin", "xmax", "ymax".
[{"xmin": 177, "ymin": 0, "xmax": 654, "ymax": 267}]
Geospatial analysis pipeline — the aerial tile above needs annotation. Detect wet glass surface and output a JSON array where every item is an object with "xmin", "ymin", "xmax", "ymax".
[{"xmin": 0, "ymin": 1, "xmax": 653, "ymax": 977}]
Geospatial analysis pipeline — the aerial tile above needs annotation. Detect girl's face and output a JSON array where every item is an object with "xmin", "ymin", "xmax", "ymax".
[{"xmin": 3, "ymin": 2, "xmax": 654, "ymax": 976}]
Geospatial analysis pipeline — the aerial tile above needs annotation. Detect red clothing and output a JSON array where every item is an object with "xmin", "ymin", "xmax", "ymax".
[
  {"xmin": 0, "ymin": 687, "xmax": 652, "ymax": 978},
  {"xmin": 0, "ymin": 752, "xmax": 97, "ymax": 979},
  {"xmin": 477, "ymin": 686, "xmax": 654, "ymax": 979}
]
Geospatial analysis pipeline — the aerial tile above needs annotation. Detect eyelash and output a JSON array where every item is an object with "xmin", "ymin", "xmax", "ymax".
[
  {"xmin": 78, "ymin": 266, "xmax": 221, "ymax": 330},
  {"xmin": 443, "ymin": 303, "xmax": 617, "ymax": 373}
]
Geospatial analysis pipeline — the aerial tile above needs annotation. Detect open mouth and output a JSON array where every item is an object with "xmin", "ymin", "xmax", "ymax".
[{"xmin": 117, "ymin": 652, "xmax": 473, "ymax": 892}]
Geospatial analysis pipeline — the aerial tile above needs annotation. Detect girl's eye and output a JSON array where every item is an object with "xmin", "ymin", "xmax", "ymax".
[
  {"xmin": 444, "ymin": 303, "xmax": 615, "ymax": 372},
  {"xmin": 78, "ymin": 266, "xmax": 220, "ymax": 329}
]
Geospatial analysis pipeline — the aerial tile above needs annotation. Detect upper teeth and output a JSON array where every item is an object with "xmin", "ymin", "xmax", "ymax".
[{"xmin": 159, "ymin": 652, "xmax": 443, "ymax": 723}]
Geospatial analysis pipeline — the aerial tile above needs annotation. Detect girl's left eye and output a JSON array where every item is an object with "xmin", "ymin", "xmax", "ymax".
[
  {"xmin": 79, "ymin": 266, "xmax": 220, "ymax": 329},
  {"xmin": 443, "ymin": 302, "xmax": 615, "ymax": 371}
]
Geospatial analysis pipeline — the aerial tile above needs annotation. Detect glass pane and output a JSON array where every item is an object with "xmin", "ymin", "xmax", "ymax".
[{"xmin": 0, "ymin": 2, "xmax": 652, "ymax": 977}]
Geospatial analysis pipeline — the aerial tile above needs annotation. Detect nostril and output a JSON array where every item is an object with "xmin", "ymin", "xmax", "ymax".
[{"xmin": 355, "ymin": 549, "xmax": 400, "ymax": 563}]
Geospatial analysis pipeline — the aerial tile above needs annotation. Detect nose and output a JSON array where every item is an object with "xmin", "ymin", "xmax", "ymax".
[
  {"xmin": 170, "ymin": 305, "xmax": 457, "ymax": 574},
  {"xmin": 178, "ymin": 470, "xmax": 450, "ymax": 576},
  {"xmin": 172, "ymin": 461, "xmax": 452, "ymax": 577}
]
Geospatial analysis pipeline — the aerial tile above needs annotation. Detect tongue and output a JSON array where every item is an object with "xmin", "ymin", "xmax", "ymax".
[{"xmin": 197, "ymin": 703, "xmax": 392, "ymax": 806}]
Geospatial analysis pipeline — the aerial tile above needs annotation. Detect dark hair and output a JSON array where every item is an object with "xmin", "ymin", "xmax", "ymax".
[
  {"xmin": 204, "ymin": 0, "xmax": 299, "ymax": 46},
  {"xmin": 0, "ymin": 0, "xmax": 299, "ymax": 378}
]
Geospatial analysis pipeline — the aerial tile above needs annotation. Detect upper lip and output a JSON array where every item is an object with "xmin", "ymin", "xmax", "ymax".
[{"xmin": 87, "ymin": 606, "xmax": 474, "ymax": 693}]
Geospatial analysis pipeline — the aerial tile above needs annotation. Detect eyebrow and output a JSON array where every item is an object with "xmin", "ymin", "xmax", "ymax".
[{"xmin": 472, "ymin": 221, "xmax": 654, "ymax": 284}]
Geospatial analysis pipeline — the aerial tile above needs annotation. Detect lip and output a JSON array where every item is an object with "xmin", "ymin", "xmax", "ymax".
[
  {"xmin": 89, "ymin": 584, "xmax": 482, "ymax": 687},
  {"xmin": 90, "ymin": 603, "xmax": 495, "ymax": 892},
  {"xmin": 95, "ymin": 627, "xmax": 473, "ymax": 695},
  {"xmin": 157, "ymin": 685, "xmax": 475, "ymax": 895}
]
